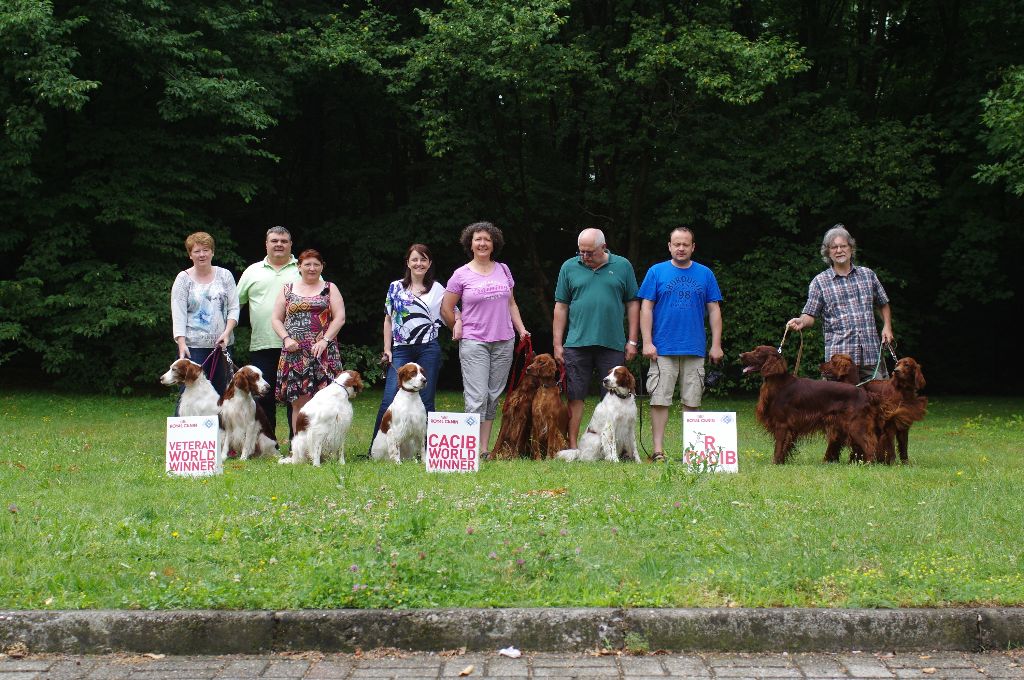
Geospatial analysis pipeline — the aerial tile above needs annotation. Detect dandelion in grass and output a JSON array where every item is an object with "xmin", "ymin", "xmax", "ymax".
[{"xmin": 171, "ymin": 531, "xmax": 179, "ymax": 538}]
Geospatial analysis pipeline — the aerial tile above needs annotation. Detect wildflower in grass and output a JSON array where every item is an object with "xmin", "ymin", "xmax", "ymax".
[
  {"xmin": 171, "ymin": 531, "xmax": 179, "ymax": 538},
  {"xmin": 489, "ymin": 552, "xmax": 498, "ymax": 560},
  {"xmin": 575, "ymin": 547, "xmax": 582, "ymax": 555},
  {"xmin": 516, "ymin": 559, "xmax": 525, "ymax": 567},
  {"xmin": 349, "ymin": 564, "xmax": 359, "ymax": 572},
  {"xmin": 611, "ymin": 527, "xmax": 619, "ymax": 535},
  {"xmin": 559, "ymin": 529, "xmax": 567, "ymax": 536},
  {"xmin": 418, "ymin": 552, "xmax": 426, "ymax": 560},
  {"xmin": 271, "ymin": 496, "xmax": 277, "ymax": 501},
  {"xmin": 466, "ymin": 526, "xmax": 474, "ymax": 535},
  {"xmin": 673, "ymin": 501, "xmax": 682, "ymax": 509}
]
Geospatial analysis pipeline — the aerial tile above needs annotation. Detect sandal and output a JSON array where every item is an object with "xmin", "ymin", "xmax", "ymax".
[{"xmin": 651, "ymin": 451, "xmax": 666, "ymax": 463}]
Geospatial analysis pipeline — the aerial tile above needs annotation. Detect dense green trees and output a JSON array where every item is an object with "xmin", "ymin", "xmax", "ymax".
[{"xmin": 2, "ymin": 0, "xmax": 1021, "ymax": 392}]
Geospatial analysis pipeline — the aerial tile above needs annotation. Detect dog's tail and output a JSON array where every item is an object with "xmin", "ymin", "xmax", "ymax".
[{"xmin": 556, "ymin": 448, "xmax": 581, "ymax": 462}]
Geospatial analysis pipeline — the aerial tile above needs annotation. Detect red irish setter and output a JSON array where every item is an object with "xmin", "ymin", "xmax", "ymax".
[
  {"xmin": 525, "ymin": 353, "xmax": 569, "ymax": 460},
  {"xmin": 741, "ymin": 345, "xmax": 881, "ymax": 464},
  {"xmin": 820, "ymin": 354, "xmax": 927, "ymax": 464},
  {"xmin": 492, "ymin": 371, "xmax": 540, "ymax": 460}
]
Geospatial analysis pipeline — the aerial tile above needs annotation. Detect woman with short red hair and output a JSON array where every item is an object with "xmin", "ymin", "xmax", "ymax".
[{"xmin": 271, "ymin": 249, "xmax": 346, "ymax": 435}]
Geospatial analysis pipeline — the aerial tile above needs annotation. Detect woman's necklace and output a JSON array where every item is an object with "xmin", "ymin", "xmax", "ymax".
[{"xmin": 469, "ymin": 260, "xmax": 494, "ymax": 276}]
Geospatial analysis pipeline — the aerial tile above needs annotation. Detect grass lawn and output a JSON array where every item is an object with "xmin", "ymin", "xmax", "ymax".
[{"xmin": 1, "ymin": 388, "xmax": 1022, "ymax": 610}]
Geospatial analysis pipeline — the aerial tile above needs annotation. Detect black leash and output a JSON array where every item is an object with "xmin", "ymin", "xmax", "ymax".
[{"xmin": 636, "ymin": 357, "xmax": 656, "ymax": 460}]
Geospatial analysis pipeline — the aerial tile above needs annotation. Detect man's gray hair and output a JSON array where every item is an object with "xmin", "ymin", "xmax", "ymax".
[
  {"xmin": 578, "ymin": 228, "xmax": 606, "ymax": 247},
  {"xmin": 266, "ymin": 225, "xmax": 291, "ymax": 240},
  {"xmin": 820, "ymin": 223, "xmax": 856, "ymax": 264}
]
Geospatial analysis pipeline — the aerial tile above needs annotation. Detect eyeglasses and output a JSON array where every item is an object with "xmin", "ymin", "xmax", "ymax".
[
  {"xmin": 829, "ymin": 244, "xmax": 850, "ymax": 251},
  {"xmin": 577, "ymin": 248, "xmax": 605, "ymax": 258}
]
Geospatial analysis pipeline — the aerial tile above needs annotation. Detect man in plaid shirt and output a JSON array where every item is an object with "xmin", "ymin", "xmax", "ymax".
[{"xmin": 787, "ymin": 224, "xmax": 893, "ymax": 381}]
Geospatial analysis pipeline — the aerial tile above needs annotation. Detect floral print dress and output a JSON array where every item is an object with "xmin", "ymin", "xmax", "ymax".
[{"xmin": 275, "ymin": 283, "xmax": 343, "ymax": 402}]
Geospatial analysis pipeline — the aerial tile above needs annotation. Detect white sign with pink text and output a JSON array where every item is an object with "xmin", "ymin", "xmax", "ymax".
[
  {"xmin": 682, "ymin": 411, "xmax": 739, "ymax": 473},
  {"xmin": 166, "ymin": 416, "xmax": 221, "ymax": 476},
  {"xmin": 425, "ymin": 411, "xmax": 480, "ymax": 472}
]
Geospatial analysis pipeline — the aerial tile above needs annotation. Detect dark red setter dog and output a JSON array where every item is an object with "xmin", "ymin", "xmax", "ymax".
[
  {"xmin": 492, "ymin": 371, "xmax": 540, "ymax": 460},
  {"xmin": 741, "ymin": 345, "xmax": 881, "ymax": 464},
  {"xmin": 525, "ymin": 353, "xmax": 569, "ymax": 460},
  {"xmin": 820, "ymin": 354, "xmax": 927, "ymax": 464}
]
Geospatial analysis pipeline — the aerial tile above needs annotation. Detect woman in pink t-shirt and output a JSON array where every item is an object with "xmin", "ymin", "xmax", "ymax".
[{"xmin": 442, "ymin": 222, "xmax": 529, "ymax": 458}]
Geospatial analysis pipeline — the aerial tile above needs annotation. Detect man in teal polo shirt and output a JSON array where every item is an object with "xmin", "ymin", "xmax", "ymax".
[
  {"xmin": 553, "ymin": 228, "xmax": 640, "ymax": 449},
  {"xmin": 237, "ymin": 226, "xmax": 301, "ymax": 437}
]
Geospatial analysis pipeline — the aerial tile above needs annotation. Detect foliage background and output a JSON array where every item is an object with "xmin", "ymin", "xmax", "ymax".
[{"xmin": 2, "ymin": 0, "xmax": 1021, "ymax": 393}]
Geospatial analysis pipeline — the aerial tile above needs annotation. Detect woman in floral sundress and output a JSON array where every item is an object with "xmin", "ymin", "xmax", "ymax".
[{"xmin": 271, "ymin": 249, "xmax": 346, "ymax": 435}]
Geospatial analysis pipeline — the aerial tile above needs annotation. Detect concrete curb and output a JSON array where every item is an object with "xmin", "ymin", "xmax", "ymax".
[{"xmin": 2, "ymin": 608, "xmax": 1022, "ymax": 655}]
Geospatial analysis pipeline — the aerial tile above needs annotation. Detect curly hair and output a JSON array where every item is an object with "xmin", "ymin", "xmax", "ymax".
[
  {"xmin": 459, "ymin": 221, "xmax": 504, "ymax": 259},
  {"xmin": 820, "ymin": 224, "xmax": 857, "ymax": 265}
]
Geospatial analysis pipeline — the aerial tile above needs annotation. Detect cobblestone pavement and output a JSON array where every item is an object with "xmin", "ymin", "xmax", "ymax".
[{"xmin": 2, "ymin": 651, "xmax": 1023, "ymax": 679}]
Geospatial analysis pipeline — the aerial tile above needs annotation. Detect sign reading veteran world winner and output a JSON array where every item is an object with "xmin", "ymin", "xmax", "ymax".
[
  {"xmin": 425, "ymin": 412, "xmax": 480, "ymax": 472},
  {"xmin": 166, "ymin": 416, "xmax": 221, "ymax": 476},
  {"xmin": 682, "ymin": 411, "xmax": 739, "ymax": 473}
]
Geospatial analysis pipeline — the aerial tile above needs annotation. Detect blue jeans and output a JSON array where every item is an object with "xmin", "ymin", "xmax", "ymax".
[
  {"xmin": 371, "ymin": 341, "xmax": 443, "ymax": 443},
  {"xmin": 248, "ymin": 347, "xmax": 292, "ymax": 440},
  {"xmin": 174, "ymin": 346, "xmax": 231, "ymax": 417}
]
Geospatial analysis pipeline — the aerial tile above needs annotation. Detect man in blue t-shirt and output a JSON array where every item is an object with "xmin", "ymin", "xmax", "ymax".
[{"xmin": 638, "ymin": 227, "xmax": 724, "ymax": 461}]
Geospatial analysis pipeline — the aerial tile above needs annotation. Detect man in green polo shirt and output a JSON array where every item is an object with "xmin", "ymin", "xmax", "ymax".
[
  {"xmin": 553, "ymin": 228, "xmax": 640, "ymax": 449},
  {"xmin": 237, "ymin": 226, "xmax": 301, "ymax": 437}
]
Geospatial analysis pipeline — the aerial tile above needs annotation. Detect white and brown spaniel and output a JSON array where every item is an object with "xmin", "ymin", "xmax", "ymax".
[
  {"xmin": 557, "ymin": 366, "xmax": 639, "ymax": 463},
  {"xmin": 160, "ymin": 358, "xmax": 219, "ymax": 417},
  {"xmin": 218, "ymin": 365, "xmax": 278, "ymax": 462},
  {"xmin": 370, "ymin": 362, "xmax": 428, "ymax": 464},
  {"xmin": 281, "ymin": 370, "xmax": 364, "ymax": 466}
]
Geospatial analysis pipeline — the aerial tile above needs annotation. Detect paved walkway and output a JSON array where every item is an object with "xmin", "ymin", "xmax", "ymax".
[{"xmin": 2, "ymin": 651, "xmax": 1023, "ymax": 679}]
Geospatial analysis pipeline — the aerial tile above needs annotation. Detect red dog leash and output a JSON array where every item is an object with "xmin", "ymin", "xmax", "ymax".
[{"xmin": 507, "ymin": 334, "xmax": 535, "ymax": 392}]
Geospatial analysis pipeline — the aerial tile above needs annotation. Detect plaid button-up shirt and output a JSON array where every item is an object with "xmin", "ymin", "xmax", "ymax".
[{"xmin": 802, "ymin": 264, "xmax": 889, "ymax": 366}]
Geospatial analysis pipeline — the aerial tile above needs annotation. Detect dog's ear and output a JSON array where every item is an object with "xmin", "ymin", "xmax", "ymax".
[
  {"xmin": 761, "ymin": 351, "xmax": 787, "ymax": 377},
  {"xmin": 183, "ymin": 361, "xmax": 203, "ymax": 383},
  {"xmin": 913, "ymin": 361, "xmax": 926, "ymax": 390}
]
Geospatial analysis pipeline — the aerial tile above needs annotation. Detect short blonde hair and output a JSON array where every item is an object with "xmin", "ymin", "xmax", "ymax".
[{"xmin": 185, "ymin": 232, "xmax": 215, "ymax": 254}]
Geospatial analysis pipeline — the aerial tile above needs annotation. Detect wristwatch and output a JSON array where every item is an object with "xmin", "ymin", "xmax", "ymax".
[{"xmin": 627, "ymin": 340, "xmax": 639, "ymax": 347}]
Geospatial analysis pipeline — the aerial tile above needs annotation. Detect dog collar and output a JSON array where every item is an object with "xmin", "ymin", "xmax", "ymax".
[
  {"xmin": 612, "ymin": 389, "xmax": 634, "ymax": 399},
  {"xmin": 399, "ymin": 385, "xmax": 418, "ymax": 393}
]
